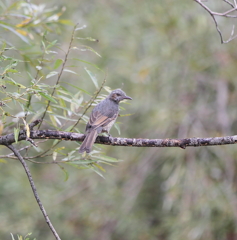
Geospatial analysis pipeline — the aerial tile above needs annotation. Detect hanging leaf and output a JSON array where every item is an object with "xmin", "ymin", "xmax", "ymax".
[
  {"xmin": 38, "ymin": 92, "xmax": 57, "ymax": 103},
  {"xmin": 0, "ymin": 23, "xmax": 30, "ymax": 44},
  {"xmin": 57, "ymin": 164, "xmax": 69, "ymax": 182},
  {"xmin": 46, "ymin": 71, "xmax": 58, "ymax": 79},
  {"xmin": 93, "ymin": 155, "xmax": 119, "ymax": 162},
  {"xmin": 63, "ymin": 69, "xmax": 77, "ymax": 75},
  {"xmin": 72, "ymin": 58, "xmax": 101, "ymax": 70},
  {"xmin": 46, "ymin": 40, "xmax": 58, "ymax": 49},
  {"xmin": 14, "ymin": 127, "xmax": 20, "ymax": 143},
  {"xmin": 53, "ymin": 59, "xmax": 63, "ymax": 69},
  {"xmin": 22, "ymin": 119, "xmax": 30, "ymax": 138},
  {"xmin": 84, "ymin": 67, "xmax": 99, "ymax": 89},
  {"xmin": 92, "ymin": 162, "xmax": 106, "ymax": 172}
]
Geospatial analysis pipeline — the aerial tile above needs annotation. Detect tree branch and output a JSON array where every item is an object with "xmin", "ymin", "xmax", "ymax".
[
  {"xmin": 38, "ymin": 24, "xmax": 78, "ymax": 129},
  {"xmin": 6, "ymin": 144, "xmax": 61, "ymax": 240},
  {"xmin": 194, "ymin": 0, "xmax": 237, "ymax": 43},
  {"xmin": 1, "ymin": 129, "xmax": 237, "ymax": 149}
]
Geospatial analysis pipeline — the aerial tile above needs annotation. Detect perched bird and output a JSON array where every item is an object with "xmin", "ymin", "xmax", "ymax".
[{"xmin": 79, "ymin": 89, "xmax": 132, "ymax": 153}]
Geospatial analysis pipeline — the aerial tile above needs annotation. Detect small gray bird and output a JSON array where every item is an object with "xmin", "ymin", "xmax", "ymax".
[{"xmin": 79, "ymin": 89, "xmax": 132, "ymax": 153}]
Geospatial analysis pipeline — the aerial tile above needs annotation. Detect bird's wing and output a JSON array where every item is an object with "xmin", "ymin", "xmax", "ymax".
[{"xmin": 86, "ymin": 110, "xmax": 117, "ymax": 132}]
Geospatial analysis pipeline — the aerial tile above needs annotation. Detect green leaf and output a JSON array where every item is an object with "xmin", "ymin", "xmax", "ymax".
[
  {"xmin": 58, "ymin": 19, "xmax": 74, "ymax": 25},
  {"xmin": 56, "ymin": 95, "xmax": 72, "ymax": 103},
  {"xmin": 46, "ymin": 71, "xmax": 58, "ymax": 79},
  {"xmin": 59, "ymin": 165, "xmax": 69, "ymax": 181},
  {"xmin": 1, "ymin": 41, "xmax": 6, "ymax": 51},
  {"xmin": 93, "ymin": 155, "xmax": 119, "ymax": 162},
  {"xmin": 63, "ymin": 69, "xmax": 77, "ymax": 75},
  {"xmin": 72, "ymin": 58, "xmax": 101, "ymax": 70},
  {"xmin": 61, "ymin": 82, "xmax": 91, "ymax": 95},
  {"xmin": 53, "ymin": 59, "xmax": 63, "ymax": 69},
  {"xmin": 92, "ymin": 162, "xmax": 106, "ymax": 172},
  {"xmin": 14, "ymin": 127, "xmax": 20, "ymax": 143},
  {"xmin": 91, "ymin": 168, "xmax": 105, "ymax": 179},
  {"xmin": 69, "ymin": 160, "xmax": 96, "ymax": 164},
  {"xmin": 0, "ymin": 159, "xmax": 7, "ymax": 163},
  {"xmin": 49, "ymin": 114, "xmax": 57, "ymax": 127},
  {"xmin": 46, "ymin": 40, "xmax": 57, "ymax": 49},
  {"xmin": 6, "ymin": 69, "xmax": 18, "ymax": 73},
  {"xmin": 80, "ymin": 45, "xmax": 101, "ymax": 57},
  {"xmin": 65, "ymin": 162, "xmax": 90, "ymax": 170},
  {"xmin": 38, "ymin": 92, "xmax": 57, "ymax": 103},
  {"xmin": 0, "ymin": 23, "xmax": 30, "ymax": 44},
  {"xmin": 114, "ymin": 123, "xmax": 121, "ymax": 135},
  {"xmin": 49, "ymin": 113, "xmax": 77, "ymax": 121},
  {"xmin": 84, "ymin": 67, "xmax": 99, "ymax": 89}
]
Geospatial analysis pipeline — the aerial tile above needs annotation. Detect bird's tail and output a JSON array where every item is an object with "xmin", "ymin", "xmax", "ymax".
[{"xmin": 79, "ymin": 130, "xmax": 98, "ymax": 153}]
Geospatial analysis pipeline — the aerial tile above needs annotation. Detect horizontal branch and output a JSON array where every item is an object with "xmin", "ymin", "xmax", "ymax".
[{"xmin": 1, "ymin": 129, "xmax": 237, "ymax": 149}]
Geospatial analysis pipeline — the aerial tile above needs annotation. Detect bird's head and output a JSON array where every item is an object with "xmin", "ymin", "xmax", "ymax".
[{"xmin": 108, "ymin": 89, "xmax": 132, "ymax": 103}]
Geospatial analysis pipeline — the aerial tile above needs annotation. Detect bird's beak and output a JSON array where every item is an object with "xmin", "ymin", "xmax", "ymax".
[{"xmin": 123, "ymin": 95, "xmax": 132, "ymax": 100}]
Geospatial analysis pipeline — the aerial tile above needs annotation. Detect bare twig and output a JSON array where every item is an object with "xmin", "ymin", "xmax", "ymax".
[
  {"xmin": 223, "ymin": 0, "xmax": 235, "ymax": 8},
  {"xmin": 70, "ymin": 73, "xmax": 107, "ymax": 131},
  {"xmin": 194, "ymin": 0, "xmax": 237, "ymax": 43},
  {"xmin": 38, "ymin": 24, "xmax": 79, "ymax": 129},
  {"xmin": 0, "ymin": 140, "xmax": 48, "ymax": 159},
  {"xmin": 7, "ymin": 145, "xmax": 61, "ymax": 240}
]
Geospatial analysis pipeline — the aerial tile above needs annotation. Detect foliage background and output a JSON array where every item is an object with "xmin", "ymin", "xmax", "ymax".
[{"xmin": 1, "ymin": 0, "xmax": 237, "ymax": 240}]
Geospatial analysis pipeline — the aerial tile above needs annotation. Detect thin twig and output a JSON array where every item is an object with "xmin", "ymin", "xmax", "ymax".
[
  {"xmin": 25, "ymin": 49, "xmax": 46, "ymax": 120},
  {"xmin": 0, "ymin": 139, "xmax": 47, "ymax": 159},
  {"xmin": 38, "ymin": 24, "xmax": 79, "ymax": 129},
  {"xmin": 70, "ymin": 73, "xmax": 107, "ymax": 131},
  {"xmin": 223, "ymin": 0, "xmax": 235, "ymax": 8},
  {"xmin": 7, "ymin": 145, "xmax": 61, "ymax": 240},
  {"xmin": 194, "ymin": 0, "xmax": 237, "ymax": 43}
]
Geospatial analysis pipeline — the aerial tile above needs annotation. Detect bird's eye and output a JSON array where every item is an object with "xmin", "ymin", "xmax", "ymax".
[{"xmin": 117, "ymin": 93, "xmax": 121, "ymax": 96}]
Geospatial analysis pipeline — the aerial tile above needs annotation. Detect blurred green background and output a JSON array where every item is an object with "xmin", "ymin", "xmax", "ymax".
[{"xmin": 1, "ymin": 0, "xmax": 237, "ymax": 239}]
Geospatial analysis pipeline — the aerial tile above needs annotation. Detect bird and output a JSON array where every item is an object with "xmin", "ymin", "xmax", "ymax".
[{"xmin": 79, "ymin": 89, "xmax": 132, "ymax": 153}]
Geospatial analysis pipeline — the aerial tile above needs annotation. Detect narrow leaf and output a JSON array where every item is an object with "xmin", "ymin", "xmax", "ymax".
[
  {"xmin": 93, "ymin": 155, "xmax": 119, "ymax": 162},
  {"xmin": 0, "ymin": 159, "xmax": 7, "ymax": 163},
  {"xmin": 46, "ymin": 40, "xmax": 57, "ymax": 49},
  {"xmin": 53, "ymin": 59, "xmax": 63, "ymax": 69},
  {"xmin": 61, "ymin": 82, "xmax": 91, "ymax": 95},
  {"xmin": 72, "ymin": 58, "xmax": 101, "ymax": 70},
  {"xmin": 75, "ymin": 25, "xmax": 87, "ymax": 31},
  {"xmin": 93, "ymin": 163, "xmax": 106, "ymax": 172},
  {"xmin": 63, "ymin": 69, "xmax": 77, "ymax": 75},
  {"xmin": 38, "ymin": 92, "xmax": 57, "ymax": 103},
  {"xmin": 46, "ymin": 71, "xmax": 58, "ymax": 79},
  {"xmin": 14, "ymin": 127, "xmax": 20, "ymax": 143},
  {"xmin": 0, "ymin": 23, "xmax": 30, "ymax": 44},
  {"xmin": 84, "ymin": 67, "xmax": 99, "ymax": 89}
]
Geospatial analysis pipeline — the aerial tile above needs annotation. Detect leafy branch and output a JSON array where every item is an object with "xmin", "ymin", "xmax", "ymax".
[{"xmin": 38, "ymin": 24, "xmax": 79, "ymax": 129}]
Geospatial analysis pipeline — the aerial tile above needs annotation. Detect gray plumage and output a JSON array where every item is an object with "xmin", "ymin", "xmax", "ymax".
[{"xmin": 79, "ymin": 89, "xmax": 132, "ymax": 153}]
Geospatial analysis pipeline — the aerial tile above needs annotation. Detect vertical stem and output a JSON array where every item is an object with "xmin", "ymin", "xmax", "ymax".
[
  {"xmin": 7, "ymin": 145, "xmax": 61, "ymax": 240},
  {"xmin": 38, "ymin": 24, "xmax": 78, "ymax": 129}
]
